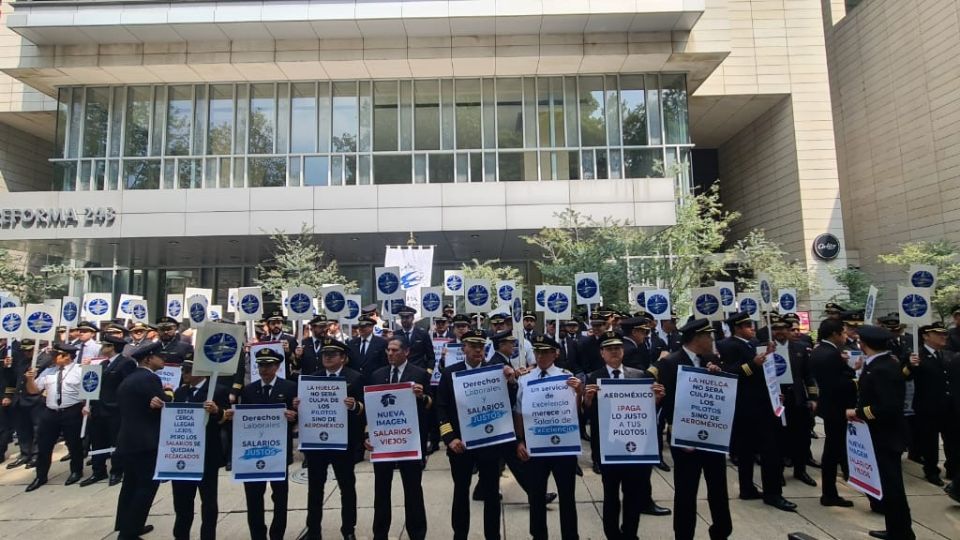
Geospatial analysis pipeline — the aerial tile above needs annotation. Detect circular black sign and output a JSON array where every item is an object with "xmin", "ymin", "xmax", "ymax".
[{"xmin": 813, "ymin": 233, "xmax": 841, "ymax": 260}]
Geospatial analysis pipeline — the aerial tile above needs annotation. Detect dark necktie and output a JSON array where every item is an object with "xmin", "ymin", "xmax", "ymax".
[
  {"xmin": 360, "ymin": 339, "xmax": 367, "ymax": 358},
  {"xmin": 612, "ymin": 369, "xmax": 621, "ymax": 379},
  {"xmin": 539, "ymin": 369, "xmax": 549, "ymax": 379},
  {"xmin": 56, "ymin": 367, "xmax": 64, "ymax": 406},
  {"xmin": 328, "ymin": 372, "xmax": 337, "ymax": 377},
  {"xmin": 390, "ymin": 367, "xmax": 399, "ymax": 384},
  {"xmin": 76, "ymin": 343, "xmax": 85, "ymax": 363},
  {"xmin": 262, "ymin": 384, "xmax": 272, "ymax": 400},
  {"xmin": 191, "ymin": 386, "xmax": 201, "ymax": 399}
]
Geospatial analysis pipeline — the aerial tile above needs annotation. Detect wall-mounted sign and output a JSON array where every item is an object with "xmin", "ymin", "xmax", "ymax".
[
  {"xmin": 0, "ymin": 207, "xmax": 117, "ymax": 229},
  {"xmin": 812, "ymin": 233, "xmax": 841, "ymax": 260}
]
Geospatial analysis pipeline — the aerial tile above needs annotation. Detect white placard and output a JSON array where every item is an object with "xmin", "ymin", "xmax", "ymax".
[
  {"xmin": 155, "ymin": 403, "xmax": 207, "ymax": 481},
  {"xmin": 236, "ymin": 287, "xmax": 263, "ymax": 322},
  {"xmin": 227, "ymin": 288, "xmax": 239, "ymax": 314},
  {"xmin": 364, "ymin": 382, "xmax": 422, "ymax": 462},
  {"xmin": 763, "ymin": 343, "xmax": 794, "ymax": 385},
  {"xmin": 908, "ymin": 264, "xmax": 937, "ymax": 289},
  {"xmin": 298, "ymin": 376, "xmax": 349, "ymax": 451},
  {"xmin": 598, "ymin": 378, "xmax": 659, "ymax": 464},
  {"xmin": 43, "ymin": 299, "xmax": 62, "ymax": 328},
  {"xmin": 522, "ymin": 374, "xmax": 581, "ymax": 456},
  {"xmin": 898, "ymin": 286, "xmax": 932, "ymax": 326},
  {"xmin": 444, "ymin": 270, "xmax": 465, "ymax": 297},
  {"xmin": 116, "ymin": 294, "xmax": 143, "ymax": 319},
  {"xmin": 737, "ymin": 293, "xmax": 761, "ymax": 321},
  {"xmin": 671, "ymin": 366, "xmax": 739, "ymax": 453},
  {"xmin": 628, "ymin": 285, "xmax": 654, "ymax": 313},
  {"xmin": 186, "ymin": 294, "xmax": 209, "ymax": 327},
  {"xmin": 80, "ymin": 362, "xmax": 103, "ymax": 400},
  {"xmin": 166, "ymin": 294, "xmax": 185, "ymax": 320},
  {"xmin": 0, "ymin": 307, "xmax": 24, "ymax": 340},
  {"xmin": 574, "ymin": 272, "xmax": 601, "ymax": 305},
  {"xmin": 0, "ymin": 294, "xmax": 20, "ymax": 308},
  {"xmin": 451, "ymin": 365, "xmax": 516, "ymax": 449},
  {"xmin": 758, "ymin": 273, "xmax": 773, "ymax": 307},
  {"xmin": 778, "ymin": 288, "xmax": 798, "ymax": 314},
  {"xmin": 184, "ymin": 288, "xmax": 213, "ymax": 307},
  {"xmin": 846, "ymin": 420, "xmax": 883, "ymax": 500},
  {"xmin": 208, "ymin": 305, "xmax": 223, "ymax": 322},
  {"xmin": 157, "ymin": 363, "xmax": 183, "ymax": 391},
  {"xmin": 691, "ymin": 287, "xmax": 723, "ymax": 322},
  {"xmin": 863, "ymin": 285, "xmax": 879, "ymax": 324},
  {"xmin": 61, "ymin": 296, "xmax": 80, "ymax": 329},
  {"xmin": 232, "ymin": 403, "xmax": 288, "ymax": 482},
  {"xmin": 644, "ymin": 289, "xmax": 672, "ymax": 320},
  {"xmin": 128, "ymin": 299, "xmax": 150, "ymax": 325},
  {"xmin": 384, "ymin": 246, "xmax": 434, "ymax": 315},
  {"xmin": 375, "ymin": 267, "xmax": 403, "ymax": 301},
  {"xmin": 321, "ymin": 285, "xmax": 347, "ymax": 317},
  {"xmin": 543, "ymin": 286, "xmax": 573, "ymax": 321},
  {"xmin": 431, "ymin": 338, "xmax": 450, "ymax": 386},
  {"xmin": 23, "ymin": 303, "xmax": 57, "ymax": 341},
  {"xmin": 193, "ymin": 321, "xmax": 245, "ymax": 376},
  {"xmin": 445, "ymin": 342, "xmax": 465, "ymax": 370},
  {"xmin": 285, "ymin": 286, "xmax": 315, "ymax": 321},
  {"xmin": 340, "ymin": 295, "xmax": 361, "ymax": 325},
  {"xmin": 762, "ymin": 356, "xmax": 784, "ymax": 417},
  {"xmin": 534, "ymin": 285, "xmax": 547, "ymax": 313},
  {"xmin": 463, "ymin": 279, "xmax": 492, "ymax": 313},
  {"xmin": 249, "ymin": 342, "xmax": 287, "ymax": 383},
  {"xmin": 715, "ymin": 281, "xmax": 736, "ymax": 313},
  {"xmin": 495, "ymin": 280, "xmax": 516, "ymax": 306},
  {"xmin": 82, "ymin": 293, "xmax": 113, "ymax": 322},
  {"xmin": 420, "ymin": 287, "xmax": 443, "ymax": 319}
]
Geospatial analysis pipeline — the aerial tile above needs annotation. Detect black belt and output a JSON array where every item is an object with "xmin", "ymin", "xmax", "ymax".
[{"xmin": 48, "ymin": 402, "xmax": 83, "ymax": 413}]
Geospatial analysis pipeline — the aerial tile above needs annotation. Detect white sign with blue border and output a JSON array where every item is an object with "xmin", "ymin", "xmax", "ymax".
[
  {"xmin": 451, "ymin": 365, "xmax": 516, "ymax": 449},
  {"xmin": 522, "ymin": 374, "xmax": 581, "ymax": 456},
  {"xmin": 155, "ymin": 403, "xmax": 207, "ymax": 481},
  {"xmin": 671, "ymin": 366, "xmax": 738, "ymax": 454},
  {"xmin": 232, "ymin": 403, "xmax": 288, "ymax": 482},
  {"xmin": 598, "ymin": 378, "xmax": 659, "ymax": 464}
]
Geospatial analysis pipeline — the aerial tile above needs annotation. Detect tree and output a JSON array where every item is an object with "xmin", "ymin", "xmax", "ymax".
[
  {"xmin": 460, "ymin": 259, "xmax": 525, "ymax": 286},
  {"xmin": 0, "ymin": 249, "xmax": 79, "ymax": 303},
  {"xmin": 878, "ymin": 240, "xmax": 960, "ymax": 320},
  {"xmin": 829, "ymin": 266, "xmax": 875, "ymax": 310},
  {"xmin": 726, "ymin": 229, "xmax": 817, "ymax": 298},
  {"xmin": 255, "ymin": 224, "xmax": 357, "ymax": 300}
]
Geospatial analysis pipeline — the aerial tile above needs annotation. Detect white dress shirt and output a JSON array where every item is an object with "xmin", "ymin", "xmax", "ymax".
[{"xmin": 36, "ymin": 363, "xmax": 83, "ymax": 409}]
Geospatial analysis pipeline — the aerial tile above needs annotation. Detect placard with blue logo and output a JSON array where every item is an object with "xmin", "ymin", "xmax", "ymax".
[
  {"xmin": 155, "ymin": 402, "xmax": 207, "ymax": 481},
  {"xmin": 298, "ymin": 375, "xmax": 348, "ymax": 451},
  {"xmin": 598, "ymin": 378, "xmax": 659, "ymax": 464},
  {"xmin": 232, "ymin": 403, "xmax": 288, "ymax": 482},
  {"xmin": 670, "ymin": 366, "xmax": 739, "ymax": 454},
  {"xmin": 522, "ymin": 374, "xmax": 581, "ymax": 456},
  {"xmin": 451, "ymin": 364, "xmax": 515, "ymax": 449},
  {"xmin": 364, "ymin": 382, "xmax": 422, "ymax": 462}
]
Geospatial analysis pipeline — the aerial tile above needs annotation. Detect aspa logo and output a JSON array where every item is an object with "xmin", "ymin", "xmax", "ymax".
[
  {"xmin": 62, "ymin": 302, "xmax": 78, "ymax": 322},
  {"xmin": 910, "ymin": 271, "xmax": 935, "ymax": 288},
  {"xmin": 87, "ymin": 298, "xmax": 109, "ymax": 316},
  {"xmin": 1, "ymin": 313, "xmax": 21, "ymax": 332},
  {"xmin": 695, "ymin": 294, "xmax": 719, "ymax": 316},
  {"xmin": 779, "ymin": 293, "xmax": 796, "ymax": 311},
  {"xmin": 647, "ymin": 294, "xmax": 669, "ymax": 315},
  {"xmin": 324, "ymin": 291, "xmax": 346, "ymax": 313},
  {"xmin": 697, "ymin": 430, "xmax": 709, "ymax": 441},
  {"xmin": 625, "ymin": 441, "xmax": 637, "ymax": 453},
  {"xmin": 345, "ymin": 299, "xmax": 360, "ymax": 320},
  {"xmin": 547, "ymin": 292, "xmax": 569, "ymax": 314},
  {"xmin": 901, "ymin": 294, "xmax": 928, "ymax": 318},
  {"xmin": 719, "ymin": 287, "xmax": 734, "ymax": 307},
  {"xmin": 82, "ymin": 371, "xmax": 100, "ymax": 392},
  {"xmin": 190, "ymin": 303, "xmax": 206, "ymax": 323},
  {"xmin": 773, "ymin": 353, "xmax": 788, "ymax": 377},
  {"xmin": 289, "ymin": 293, "xmax": 312, "ymax": 314},
  {"xmin": 203, "ymin": 333, "xmax": 238, "ymax": 363},
  {"xmin": 422, "ymin": 293, "xmax": 441, "ymax": 312},
  {"xmin": 760, "ymin": 281, "xmax": 771, "ymax": 304},
  {"xmin": 120, "ymin": 298, "xmax": 134, "ymax": 314},
  {"xmin": 379, "ymin": 272, "xmax": 400, "ymax": 295},
  {"xmin": 132, "ymin": 304, "xmax": 147, "ymax": 320},
  {"xmin": 168, "ymin": 299, "xmax": 182, "ymax": 318},
  {"xmin": 740, "ymin": 298, "xmax": 758, "ymax": 315},
  {"xmin": 498, "ymin": 285, "xmax": 514, "ymax": 302},
  {"xmin": 536, "ymin": 289, "xmax": 546, "ymax": 308},
  {"xmin": 467, "ymin": 285, "xmax": 489, "ymax": 307},
  {"xmin": 27, "ymin": 311, "xmax": 53, "ymax": 334},
  {"xmin": 576, "ymin": 278, "xmax": 598, "ymax": 300},
  {"xmin": 446, "ymin": 274, "xmax": 463, "ymax": 292},
  {"xmin": 240, "ymin": 295, "xmax": 259, "ymax": 314},
  {"xmin": 635, "ymin": 291, "xmax": 646, "ymax": 308}
]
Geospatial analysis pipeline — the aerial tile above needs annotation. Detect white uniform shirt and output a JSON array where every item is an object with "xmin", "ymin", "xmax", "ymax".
[
  {"xmin": 36, "ymin": 363, "xmax": 83, "ymax": 409},
  {"xmin": 514, "ymin": 363, "xmax": 572, "ymax": 413}
]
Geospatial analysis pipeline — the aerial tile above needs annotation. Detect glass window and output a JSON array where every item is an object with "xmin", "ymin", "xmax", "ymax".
[
  {"xmin": 399, "ymin": 81, "xmax": 413, "ymax": 151},
  {"xmin": 304, "ymin": 156, "xmax": 328, "ymax": 186},
  {"xmin": 498, "ymin": 152, "xmax": 537, "ymax": 181},
  {"xmin": 344, "ymin": 155, "xmax": 357, "ymax": 185},
  {"xmin": 471, "ymin": 152, "xmax": 483, "ymax": 183},
  {"xmin": 54, "ymin": 161, "xmax": 77, "ymax": 191},
  {"xmin": 208, "ymin": 85, "xmax": 234, "ymax": 155},
  {"xmin": 235, "ymin": 84, "xmax": 248, "ymax": 154},
  {"xmin": 373, "ymin": 81, "xmax": 398, "ymax": 151},
  {"xmin": 56, "ymin": 88, "xmax": 68, "ymax": 159},
  {"xmin": 277, "ymin": 83, "xmax": 290, "ymax": 154},
  {"xmin": 291, "ymin": 83, "xmax": 317, "ymax": 153},
  {"xmin": 83, "ymin": 87, "xmax": 109, "ymax": 158},
  {"xmin": 414, "ymin": 154, "xmax": 426, "ymax": 183},
  {"xmin": 151, "ymin": 86, "xmax": 166, "ymax": 156},
  {"xmin": 359, "ymin": 155, "xmax": 371, "ymax": 185},
  {"xmin": 441, "ymin": 79, "xmax": 454, "ymax": 150},
  {"xmin": 204, "ymin": 157, "xmax": 217, "ymax": 188},
  {"xmin": 662, "ymin": 74, "xmax": 689, "ymax": 144},
  {"xmin": 415, "ymin": 80, "xmax": 440, "ymax": 150},
  {"xmin": 540, "ymin": 151, "xmax": 578, "ymax": 180},
  {"xmin": 456, "ymin": 153, "xmax": 468, "ymax": 182},
  {"xmin": 192, "ymin": 85, "xmax": 206, "ymax": 156},
  {"xmin": 482, "ymin": 79, "xmax": 496, "ymax": 149},
  {"xmin": 620, "ymin": 75, "xmax": 647, "ymax": 146},
  {"xmin": 233, "ymin": 157, "xmax": 244, "ymax": 188},
  {"xmin": 249, "ymin": 84, "xmax": 276, "ymax": 154},
  {"xmin": 332, "ymin": 82, "xmax": 358, "ymax": 153},
  {"xmin": 455, "ymin": 79, "xmax": 481, "ymax": 150},
  {"xmin": 124, "ymin": 86, "xmax": 151, "ymax": 157},
  {"xmin": 165, "ymin": 85, "xmax": 193, "ymax": 156},
  {"xmin": 163, "ymin": 159, "xmax": 175, "ymax": 189},
  {"xmin": 429, "ymin": 154, "xmax": 454, "ymax": 183},
  {"xmin": 318, "ymin": 82, "xmax": 331, "ymax": 152},
  {"xmin": 68, "ymin": 90, "xmax": 83, "ymax": 159},
  {"xmin": 178, "ymin": 158, "xmax": 202, "ymax": 189},
  {"xmin": 523, "ymin": 77, "xmax": 537, "ymax": 147},
  {"xmin": 564, "ymin": 77, "xmax": 579, "ymax": 147},
  {"xmin": 110, "ymin": 87, "xmax": 125, "ymax": 158},
  {"xmin": 124, "ymin": 159, "xmax": 160, "ymax": 189},
  {"xmin": 248, "ymin": 157, "xmax": 286, "ymax": 187},
  {"xmin": 596, "ymin": 150, "xmax": 608, "ymax": 179},
  {"xmin": 79, "ymin": 161, "xmax": 91, "ymax": 191},
  {"xmin": 374, "ymin": 155, "xmax": 412, "ymax": 184},
  {"xmin": 579, "ymin": 76, "xmax": 605, "ymax": 147},
  {"xmin": 484, "ymin": 152, "xmax": 496, "ymax": 182},
  {"xmin": 219, "ymin": 157, "xmax": 231, "ymax": 188},
  {"xmin": 107, "ymin": 160, "xmax": 120, "ymax": 190},
  {"xmin": 496, "ymin": 78, "xmax": 523, "ymax": 149},
  {"xmin": 624, "ymin": 148, "xmax": 660, "ymax": 178},
  {"xmin": 605, "ymin": 76, "xmax": 620, "ymax": 147},
  {"xmin": 538, "ymin": 77, "xmax": 564, "ymax": 148},
  {"xmin": 645, "ymin": 74, "xmax": 662, "ymax": 145},
  {"xmin": 288, "ymin": 156, "xmax": 301, "ymax": 187},
  {"xmin": 359, "ymin": 81, "xmax": 372, "ymax": 152},
  {"xmin": 331, "ymin": 155, "xmax": 343, "ymax": 186}
]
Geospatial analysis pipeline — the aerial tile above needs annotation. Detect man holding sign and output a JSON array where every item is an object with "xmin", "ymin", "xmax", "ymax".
[
  {"xmin": 436, "ymin": 328, "xmax": 517, "ymax": 540},
  {"xmin": 583, "ymin": 330, "xmax": 668, "ymax": 540},
  {"xmin": 846, "ymin": 325, "xmax": 915, "ymax": 540},
  {"xmin": 82, "ymin": 334, "xmax": 135, "ymax": 488}
]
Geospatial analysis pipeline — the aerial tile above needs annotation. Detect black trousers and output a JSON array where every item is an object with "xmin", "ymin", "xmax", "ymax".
[
  {"xmin": 13, "ymin": 401, "xmax": 41, "ymax": 459},
  {"xmin": 243, "ymin": 479, "xmax": 289, "ymax": 540},
  {"xmin": 373, "ymin": 460, "xmax": 427, "ymax": 540},
  {"xmin": 449, "ymin": 450, "xmax": 500, "ymax": 540},
  {"xmin": 526, "ymin": 455, "xmax": 578, "ymax": 540},
  {"xmin": 0, "ymin": 404, "xmax": 14, "ymax": 457},
  {"xmin": 89, "ymin": 413, "xmax": 122, "ymax": 476},
  {"xmin": 600, "ymin": 464, "xmax": 649, "ymax": 540},
  {"xmin": 820, "ymin": 413, "xmax": 849, "ymax": 499},
  {"xmin": 876, "ymin": 447, "xmax": 916, "ymax": 540},
  {"xmin": 304, "ymin": 451, "xmax": 357, "ymax": 539},
  {"xmin": 35, "ymin": 404, "xmax": 84, "ymax": 480},
  {"xmin": 734, "ymin": 413, "xmax": 781, "ymax": 499},
  {"xmin": 501, "ymin": 441, "xmax": 532, "ymax": 494},
  {"xmin": 116, "ymin": 450, "xmax": 160, "ymax": 540},
  {"xmin": 916, "ymin": 411, "xmax": 958, "ymax": 479},
  {"xmin": 172, "ymin": 467, "xmax": 219, "ymax": 540},
  {"xmin": 670, "ymin": 446, "xmax": 731, "ymax": 540},
  {"xmin": 782, "ymin": 395, "xmax": 813, "ymax": 472}
]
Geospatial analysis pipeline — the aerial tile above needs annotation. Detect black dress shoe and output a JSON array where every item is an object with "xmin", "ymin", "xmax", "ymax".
[
  {"xmin": 109, "ymin": 473, "xmax": 123, "ymax": 486},
  {"xmin": 764, "ymin": 496, "xmax": 797, "ymax": 512},
  {"xmin": 79, "ymin": 473, "xmax": 108, "ymax": 487},
  {"xmin": 806, "ymin": 457, "xmax": 821, "ymax": 469},
  {"xmin": 946, "ymin": 485, "xmax": 960, "ymax": 504},
  {"xmin": 142, "ymin": 524, "xmax": 154, "ymax": 535},
  {"xmin": 820, "ymin": 496, "xmax": 854, "ymax": 507},
  {"xmin": 545, "ymin": 492, "xmax": 558, "ymax": 504},
  {"xmin": 656, "ymin": 461, "xmax": 671, "ymax": 472},
  {"xmin": 343, "ymin": 534, "xmax": 357, "ymax": 540},
  {"xmin": 59, "ymin": 453, "xmax": 72, "ymax": 462},
  {"xmin": 25, "ymin": 477, "xmax": 46, "ymax": 492},
  {"xmin": 908, "ymin": 454, "xmax": 924, "ymax": 464},
  {"xmin": 64, "ymin": 472, "xmax": 83, "ymax": 486},
  {"xmin": 739, "ymin": 490, "xmax": 763, "ymax": 500},
  {"xmin": 6, "ymin": 456, "xmax": 28, "ymax": 469},
  {"xmin": 225, "ymin": 462, "xmax": 232, "ymax": 471},
  {"xmin": 639, "ymin": 503, "xmax": 672, "ymax": 516},
  {"xmin": 868, "ymin": 531, "xmax": 889, "ymax": 539},
  {"xmin": 925, "ymin": 475, "xmax": 944, "ymax": 487},
  {"xmin": 24, "ymin": 459, "xmax": 36, "ymax": 469},
  {"xmin": 575, "ymin": 465, "xmax": 583, "ymax": 477},
  {"xmin": 794, "ymin": 471, "xmax": 817, "ymax": 487},
  {"xmin": 592, "ymin": 463, "xmax": 601, "ymax": 475}
]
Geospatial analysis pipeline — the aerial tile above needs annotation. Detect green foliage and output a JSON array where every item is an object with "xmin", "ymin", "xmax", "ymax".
[
  {"xmin": 727, "ymin": 229, "xmax": 817, "ymax": 297},
  {"xmin": 829, "ymin": 266, "xmax": 874, "ymax": 310},
  {"xmin": 0, "ymin": 249, "xmax": 78, "ymax": 303},
  {"xmin": 878, "ymin": 240, "xmax": 960, "ymax": 320},
  {"xmin": 255, "ymin": 224, "xmax": 357, "ymax": 300},
  {"xmin": 460, "ymin": 259, "xmax": 525, "ymax": 287}
]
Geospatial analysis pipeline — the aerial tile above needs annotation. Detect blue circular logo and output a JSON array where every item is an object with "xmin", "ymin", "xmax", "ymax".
[
  {"xmin": 240, "ymin": 294, "xmax": 260, "ymax": 315},
  {"xmin": 647, "ymin": 293, "xmax": 669, "ymax": 315},
  {"xmin": 210, "ymin": 310, "xmax": 220, "ymax": 321},
  {"xmin": 865, "ymin": 295, "xmax": 875, "ymax": 317},
  {"xmin": 696, "ymin": 294, "xmax": 720, "ymax": 316},
  {"xmin": 512, "ymin": 297, "xmax": 522, "ymax": 323},
  {"xmin": 189, "ymin": 302, "xmax": 206, "ymax": 323},
  {"xmin": 2, "ymin": 313, "xmax": 22, "ymax": 333},
  {"xmin": 446, "ymin": 274, "xmax": 463, "ymax": 292},
  {"xmin": 62, "ymin": 302, "xmax": 78, "ymax": 322},
  {"xmin": 120, "ymin": 298, "xmax": 133, "ymax": 315},
  {"xmin": 467, "ymin": 285, "xmax": 489, "ymax": 307},
  {"xmin": 87, "ymin": 298, "xmax": 109, "ymax": 316},
  {"xmin": 422, "ymin": 292, "xmax": 441, "ymax": 312},
  {"xmin": 389, "ymin": 298, "xmax": 405, "ymax": 314},
  {"xmin": 901, "ymin": 294, "xmax": 928, "ymax": 318},
  {"xmin": 345, "ymin": 299, "xmax": 360, "ymax": 320},
  {"xmin": 379, "ymin": 272, "xmax": 400, "ymax": 295},
  {"xmin": 760, "ymin": 281, "xmax": 771, "ymax": 304},
  {"xmin": 779, "ymin": 293, "xmax": 796, "ymax": 311},
  {"xmin": 547, "ymin": 292, "xmax": 569, "ymax": 314},
  {"xmin": 773, "ymin": 353, "xmax": 788, "ymax": 377},
  {"xmin": 132, "ymin": 304, "xmax": 147, "ymax": 320},
  {"xmin": 536, "ymin": 289, "xmax": 546, "ymax": 308},
  {"xmin": 576, "ymin": 278, "xmax": 598, "ymax": 301},
  {"xmin": 911, "ymin": 271, "xmax": 935, "ymax": 288},
  {"xmin": 289, "ymin": 293, "xmax": 312, "ymax": 315},
  {"xmin": 203, "ymin": 333, "xmax": 239, "ymax": 363},
  {"xmin": 719, "ymin": 287, "xmax": 734, "ymax": 307},
  {"xmin": 82, "ymin": 371, "xmax": 99, "ymax": 392},
  {"xmin": 498, "ymin": 285, "xmax": 514, "ymax": 303},
  {"xmin": 27, "ymin": 311, "xmax": 53, "ymax": 334},
  {"xmin": 0, "ymin": 301, "xmax": 15, "ymax": 309},
  {"xmin": 168, "ymin": 299, "xmax": 182, "ymax": 318},
  {"xmin": 740, "ymin": 298, "xmax": 758, "ymax": 315},
  {"xmin": 635, "ymin": 291, "xmax": 646, "ymax": 308},
  {"xmin": 324, "ymin": 291, "xmax": 346, "ymax": 313}
]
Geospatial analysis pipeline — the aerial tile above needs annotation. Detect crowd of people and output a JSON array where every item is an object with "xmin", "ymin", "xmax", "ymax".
[{"xmin": 1, "ymin": 298, "xmax": 958, "ymax": 540}]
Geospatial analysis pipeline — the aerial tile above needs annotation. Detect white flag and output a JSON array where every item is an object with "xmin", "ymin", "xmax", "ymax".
[{"xmin": 384, "ymin": 246, "xmax": 434, "ymax": 315}]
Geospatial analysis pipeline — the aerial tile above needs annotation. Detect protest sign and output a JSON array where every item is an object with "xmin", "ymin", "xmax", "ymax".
[
  {"xmin": 521, "ymin": 374, "xmax": 581, "ymax": 456},
  {"xmin": 23, "ymin": 303, "xmax": 57, "ymax": 341},
  {"xmin": 166, "ymin": 294, "xmax": 185, "ymax": 320},
  {"xmin": 496, "ymin": 281, "xmax": 516, "ymax": 306},
  {"xmin": 375, "ymin": 267, "xmax": 403, "ymax": 301},
  {"xmin": 82, "ymin": 293, "xmax": 112, "ymax": 322},
  {"xmin": 157, "ymin": 363, "xmax": 182, "ymax": 391},
  {"xmin": 715, "ymin": 281, "xmax": 736, "ymax": 313},
  {"xmin": 444, "ymin": 270, "xmax": 465, "ymax": 297},
  {"xmin": 464, "ymin": 279, "xmax": 492, "ymax": 313},
  {"xmin": 298, "ymin": 376, "xmax": 349, "ymax": 451},
  {"xmin": 628, "ymin": 285, "xmax": 653, "ymax": 313},
  {"xmin": 0, "ymin": 307, "xmax": 23, "ymax": 340},
  {"xmin": 908, "ymin": 264, "xmax": 937, "ymax": 289},
  {"xmin": 116, "ymin": 293, "xmax": 143, "ymax": 320},
  {"xmin": 61, "ymin": 296, "xmax": 80, "ymax": 329},
  {"xmin": 155, "ymin": 403, "xmax": 206, "ymax": 481},
  {"xmin": 341, "ymin": 295, "xmax": 361, "ymax": 325},
  {"xmin": 778, "ymin": 289, "xmax": 798, "ymax": 314},
  {"xmin": 864, "ymin": 286, "xmax": 879, "ymax": 323},
  {"xmin": 235, "ymin": 287, "xmax": 263, "ymax": 322},
  {"xmin": 691, "ymin": 287, "xmax": 723, "ymax": 322},
  {"xmin": 364, "ymin": 382, "xmax": 422, "ymax": 462},
  {"xmin": 644, "ymin": 289, "xmax": 672, "ymax": 321},
  {"xmin": 574, "ymin": 272, "xmax": 600, "ymax": 305},
  {"xmin": 232, "ymin": 403, "xmax": 288, "ymax": 482},
  {"xmin": 431, "ymin": 338, "xmax": 450, "ymax": 386},
  {"xmin": 186, "ymin": 294, "xmax": 209, "ymax": 327},
  {"xmin": 80, "ymin": 362, "xmax": 103, "ymax": 400},
  {"xmin": 762, "ymin": 356, "xmax": 784, "ymax": 417},
  {"xmin": 737, "ymin": 293, "xmax": 761, "ymax": 321},
  {"xmin": 420, "ymin": 287, "xmax": 443, "ymax": 319},
  {"xmin": 671, "ymin": 366, "xmax": 738, "ymax": 453},
  {"xmin": 451, "ymin": 365, "xmax": 515, "ymax": 449},
  {"xmin": 846, "ymin": 420, "xmax": 883, "ymax": 499},
  {"xmin": 597, "ymin": 378, "xmax": 659, "ymax": 464}
]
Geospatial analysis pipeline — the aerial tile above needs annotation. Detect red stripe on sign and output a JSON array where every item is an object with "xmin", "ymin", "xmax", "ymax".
[
  {"xmin": 372, "ymin": 450, "xmax": 420, "ymax": 459},
  {"xmin": 365, "ymin": 382, "xmax": 414, "ymax": 392},
  {"xmin": 849, "ymin": 477, "xmax": 881, "ymax": 497}
]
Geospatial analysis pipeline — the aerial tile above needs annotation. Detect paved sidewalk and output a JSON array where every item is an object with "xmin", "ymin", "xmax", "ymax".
[{"xmin": 0, "ymin": 429, "xmax": 957, "ymax": 539}]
